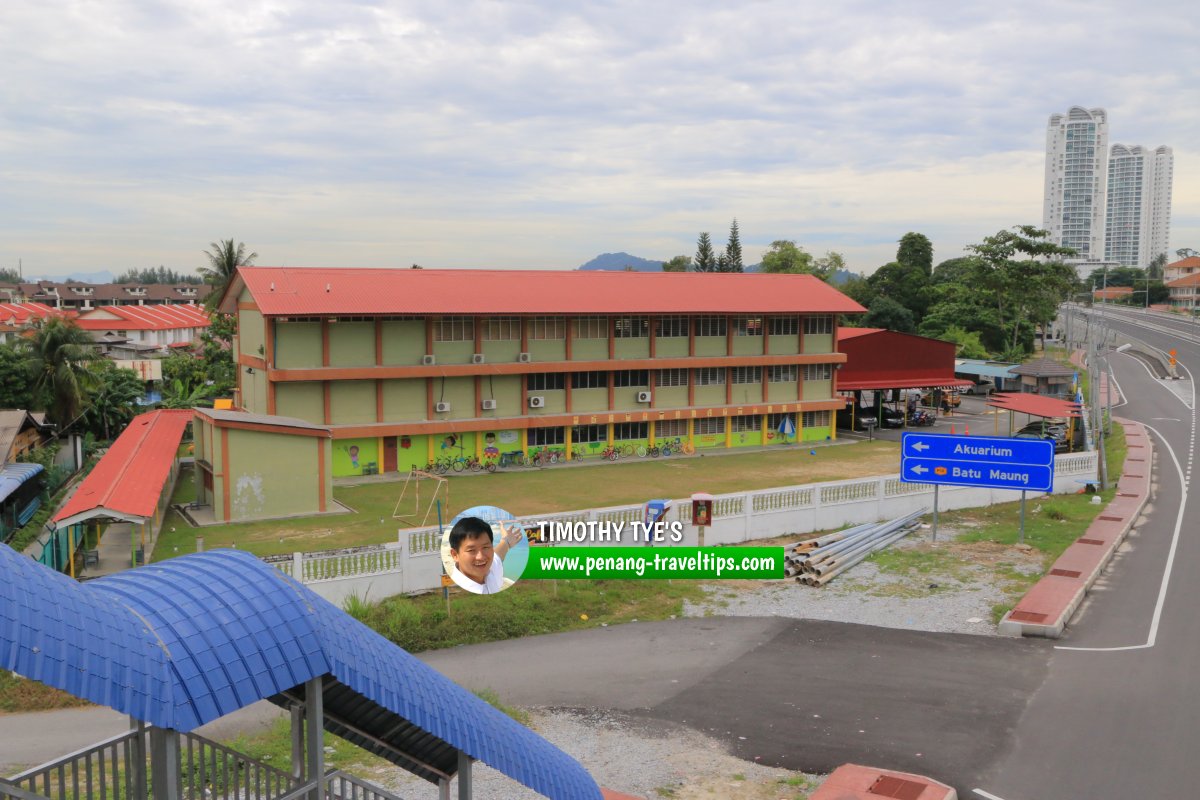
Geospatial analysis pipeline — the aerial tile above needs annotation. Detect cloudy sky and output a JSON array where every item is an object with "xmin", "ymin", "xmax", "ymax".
[{"xmin": 2, "ymin": 0, "xmax": 1196, "ymax": 278}]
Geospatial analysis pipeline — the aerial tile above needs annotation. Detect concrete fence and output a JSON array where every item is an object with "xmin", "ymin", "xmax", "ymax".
[{"xmin": 267, "ymin": 451, "xmax": 1099, "ymax": 607}]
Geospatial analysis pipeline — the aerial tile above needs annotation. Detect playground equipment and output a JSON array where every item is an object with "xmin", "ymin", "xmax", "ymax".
[{"xmin": 392, "ymin": 468, "xmax": 449, "ymax": 527}]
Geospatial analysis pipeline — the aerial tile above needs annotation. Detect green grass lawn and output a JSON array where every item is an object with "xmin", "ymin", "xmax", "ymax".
[{"xmin": 154, "ymin": 441, "xmax": 902, "ymax": 559}]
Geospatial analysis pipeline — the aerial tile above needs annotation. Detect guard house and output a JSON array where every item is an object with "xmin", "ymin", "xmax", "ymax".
[
  {"xmin": 1010, "ymin": 358, "xmax": 1076, "ymax": 397},
  {"xmin": 0, "ymin": 544, "xmax": 612, "ymax": 800}
]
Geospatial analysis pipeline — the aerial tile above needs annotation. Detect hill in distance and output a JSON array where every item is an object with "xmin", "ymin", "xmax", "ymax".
[
  {"xmin": 577, "ymin": 252, "xmax": 664, "ymax": 272},
  {"xmin": 25, "ymin": 270, "xmax": 116, "ymax": 283}
]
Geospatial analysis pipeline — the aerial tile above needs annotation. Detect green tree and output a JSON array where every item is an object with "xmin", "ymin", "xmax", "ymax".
[
  {"xmin": 896, "ymin": 232, "xmax": 933, "ymax": 277},
  {"xmin": 1086, "ymin": 265, "xmax": 1143, "ymax": 288},
  {"xmin": 82, "ymin": 363, "xmax": 145, "ymax": 440},
  {"xmin": 931, "ymin": 256, "xmax": 978, "ymax": 285},
  {"xmin": 719, "ymin": 219, "xmax": 743, "ymax": 273},
  {"xmin": 0, "ymin": 345, "xmax": 33, "ymax": 409},
  {"xmin": 967, "ymin": 225, "xmax": 1076, "ymax": 355},
  {"xmin": 813, "ymin": 251, "xmax": 847, "ymax": 282},
  {"xmin": 861, "ymin": 296, "xmax": 915, "ymax": 332},
  {"xmin": 0, "ymin": 268, "xmax": 22, "ymax": 284},
  {"xmin": 759, "ymin": 240, "xmax": 815, "ymax": 275},
  {"xmin": 201, "ymin": 313, "xmax": 237, "ymax": 395},
  {"xmin": 662, "ymin": 255, "xmax": 691, "ymax": 272},
  {"xmin": 937, "ymin": 325, "xmax": 989, "ymax": 359},
  {"xmin": 161, "ymin": 377, "xmax": 217, "ymax": 409},
  {"xmin": 1146, "ymin": 254, "xmax": 1168, "ymax": 281},
  {"xmin": 1176, "ymin": 248, "xmax": 1197, "ymax": 260},
  {"xmin": 115, "ymin": 266, "xmax": 203, "ymax": 285},
  {"xmin": 23, "ymin": 318, "xmax": 101, "ymax": 428},
  {"xmin": 694, "ymin": 233, "xmax": 718, "ymax": 272},
  {"xmin": 200, "ymin": 239, "xmax": 258, "ymax": 310}
]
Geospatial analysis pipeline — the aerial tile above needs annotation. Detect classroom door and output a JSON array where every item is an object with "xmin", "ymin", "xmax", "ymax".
[{"xmin": 383, "ymin": 437, "xmax": 398, "ymax": 472}]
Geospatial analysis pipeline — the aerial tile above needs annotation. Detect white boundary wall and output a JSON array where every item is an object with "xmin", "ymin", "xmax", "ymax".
[{"xmin": 268, "ymin": 452, "xmax": 1098, "ymax": 606}]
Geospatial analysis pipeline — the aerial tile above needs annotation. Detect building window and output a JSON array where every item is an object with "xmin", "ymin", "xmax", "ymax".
[
  {"xmin": 731, "ymin": 366, "xmax": 760, "ymax": 384},
  {"xmin": 527, "ymin": 373, "xmax": 565, "ymax": 391},
  {"xmin": 695, "ymin": 417, "xmax": 726, "ymax": 435},
  {"xmin": 657, "ymin": 419, "xmax": 687, "ymax": 438},
  {"xmin": 614, "ymin": 317, "xmax": 649, "ymax": 338},
  {"xmin": 482, "ymin": 316, "xmax": 520, "ymax": 340},
  {"xmin": 733, "ymin": 316, "xmax": 762, "ymax": 336},
  {"xmin": 803, "ymin": 315, "xmax": 833, "ymax": 335},
  {"xmin": 529, "ymin": 427, "xmax": 564, "ymax": 446},
  {"xmin": 575, "ymin": 316, "xmax": 608, "ymax": 339},
  {"xmin": 655, "ymin": 368, "xmax": 688, "ymax": 387},
  {"xmin": 613, "ymin": 370, "xmax": 649, "ymax": 387},
  {"xmin": 769, "ymin": 365, "xmax": 798, "ymax": 382},
  {"xmin": 695, "ymin": 315, "xmax": 727, "ymax": 337},
  {"xmin": 613, "ymin": 422, "xmax": 648, "ymax": 440},
  {"xmin": 731, "ymin": 414, "xmax": 759, "ymax": 433},
  {"xmin": 572, "ymin": 424, "xmax": 607, "ymax": 443},
  {"xmin": 571, "ymin": 371, "xmax": 608, "ymax": 389},
  {"xmin": 529, "ymin": 316, "xmax": 566, "ymax": 340},
  {"xmin": 803, "ymin": 410, "xmax": 831, "ymax": 428},
  {"xmin": 803, "ymin": 364, "xmax": 832, "ymax": 381},
  {"xmin": 767, "ymin": 412, "xmax": 793, "ymax": 429},
  {"xmin": 656, "ymin": 316, "xmax": 688, "ymax": 338},
  {"xmin": 435, "ymin": 316, "xmax": 474, "ymax": 341},
  {"xmin": 694, "ymin": 367, "xmax": 725, "ymax": 386},
  {"xmin": 768, "ymin": 316, "xmax": 800, "ymax": 336}
]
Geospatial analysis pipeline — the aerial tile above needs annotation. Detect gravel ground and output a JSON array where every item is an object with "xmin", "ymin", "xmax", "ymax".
[
  {"xmin": 684, "ymin": 523, "xmax": 1044, "ymax": 636},
  {"xmin": 376, "ymin": 709, "xmax": 822, "ymax": 800}
]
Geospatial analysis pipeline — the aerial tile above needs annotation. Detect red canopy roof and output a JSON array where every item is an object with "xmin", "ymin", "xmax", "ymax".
[
  {"xmin": 74, "ymin": 304, "xmax": 210, "ymax": 332},
  {"xmin": 53, "ymin": 410, "xmax": 192, "ymax": 527},
  {"xmin": 986, "ymin": 392, "xmax": 1082, "ymax": 419},
  {"xmin": 222, "ymin": 267, "xmax": 868, "ymax": 317}
]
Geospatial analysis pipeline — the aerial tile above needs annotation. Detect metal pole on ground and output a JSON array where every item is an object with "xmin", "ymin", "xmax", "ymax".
[
  {"xmin": 932, "ymin": 485, "xmax": 939, "ymax": 543},
  {"xmin": 1019, "ymin": 490, "xmax": 1027, "ymax": 545}
]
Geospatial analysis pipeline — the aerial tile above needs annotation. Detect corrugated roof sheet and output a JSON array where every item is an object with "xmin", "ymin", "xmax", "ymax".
[
  {"xmin": 193, "ymin": 407, "xmax": 330, "ymax": 431},
  {"xmin": 987, "ymin": 392, "xmax": 1082, "ymax": 418},
  {"xmin": 74, "ymin": 304, "xmax": 211, "ymax": 332},
  {"xmin": 0, "ymin": 462, "xmax": 43, "ymax": 504},
  {"xmin": 225, "ymin": 267, "xmax": 867, "ymax": 316},
  {"xmin": 0, "ymin": 545, "xmax": 602, "ymax": 799},
  {"xmin": 836, "ymin": 327, "xmax": 884, "ymax": 340},
  {"xmin": 52, "ymin": 410, "xmax": 192, "ymax": 526}
]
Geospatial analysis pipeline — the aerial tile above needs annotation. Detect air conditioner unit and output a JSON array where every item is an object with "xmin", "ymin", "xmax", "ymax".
[
  {"xmin": 517, "ymin": 352, "xmax": 532, "ymax": 363},
  {"xmin": 472, "ymin": 353, "xmax": 486, "ymax": 364},
  {"xmin": 528, "ymin": 396, "xmax": 545, "ymax": 409},
  {"xmin": 481, "ymin": 399, "xmax": 497, "ymax": 410},
  {"xmin": 434, "ymin": 401, "xmax": 451, "ymax": 413},
  {"xmin": 421, "ymin": 354, "xmax": 436, "ymax": 366},
  {"xmin": 636, "ymin": 391, "xmax": 653, "ymax": 403}
]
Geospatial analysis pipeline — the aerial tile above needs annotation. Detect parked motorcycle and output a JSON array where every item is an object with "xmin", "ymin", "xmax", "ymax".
[{"xmin": 906, "ymin": 409, "xmax": 935, "ymax": 426}]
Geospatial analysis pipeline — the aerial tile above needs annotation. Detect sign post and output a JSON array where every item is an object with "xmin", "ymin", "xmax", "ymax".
[
  {"xmin": 691, "ymin": 493, "xmax": 714, "ymax": 548},
  {"xmin": 901, "ymin": 433, "xmax": 1055, "ymax": 544}
]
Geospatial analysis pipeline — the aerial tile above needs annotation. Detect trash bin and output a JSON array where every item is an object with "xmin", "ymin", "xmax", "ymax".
[{"xmin": 133, "ymin": 548, "xmax": 145, "ymax": 565}]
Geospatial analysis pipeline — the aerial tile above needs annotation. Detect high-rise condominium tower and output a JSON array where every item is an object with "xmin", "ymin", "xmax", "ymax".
[
  {"xmin": 1105, "ymin": 144, "xmax": 1173, "ymax": 268},
  {"xmin": 1043, "ymin": 107, "xmax": 1109, "ymax": 261}
]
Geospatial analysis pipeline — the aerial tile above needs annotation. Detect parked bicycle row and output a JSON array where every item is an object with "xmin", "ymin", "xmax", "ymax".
[{"xmin": 420, "ymin": 437, "xmax": 698, "ymax": 474}]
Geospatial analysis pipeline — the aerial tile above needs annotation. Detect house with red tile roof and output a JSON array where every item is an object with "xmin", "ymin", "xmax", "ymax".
[{"xmin": 73, "ymin": 304, "xmax": 210, "ymax": 349}]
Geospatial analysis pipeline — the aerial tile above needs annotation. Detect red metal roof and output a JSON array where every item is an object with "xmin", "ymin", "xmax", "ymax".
[
  {"xmin": 0, "ymin": 302, "xmax": 61, "ymax": 325},
  {"xmin": 1166, "ymin": 273, "xmax": 1200, "ymax": 288},
  {"xmin": 74, "ymin": 304, "xmax": 210, "ymax": 332},
  {"xmin": 836, "ymin": 327, "xmax": 884, "ymax": 340},
  {"xmin": 987, "ymin": 392, "xmax": 1082, "ymax": 418},
  {"xmin": 223, "ymin": 267, "xmax": 868, "ymax": 316},
  {"xmin": 53, "ymin": 410, "xmax": 193, "ymax": 526}
]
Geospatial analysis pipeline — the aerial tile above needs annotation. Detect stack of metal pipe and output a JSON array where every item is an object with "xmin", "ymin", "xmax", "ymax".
[{"xmin": 785, "ymin": 510, "xmax": 926, "ymax": 586}]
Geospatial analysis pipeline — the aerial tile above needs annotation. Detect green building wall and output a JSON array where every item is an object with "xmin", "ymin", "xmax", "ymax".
[
  {"xmin": 276, "ymin": 383, "xmax": 324, "ymax": 423},
  {"xmin": 276, "ymin": 322, "xmax": 322, "ymax": 368},
  {"xmin": 219, "ymin": 427, "xmax": 331, "ymax": 522},
  {"xmin": 381, "ymin": 321, "xmax": 426, "ymax": 365},
  {"xmin": 383, "ymin": 379, "xmax": 428, "ymax": 421},
  {"xmin": 330, "ymin": 381, "xmax": 376, "ymax": 424},
  {"xmin": 329, "ymin": 322, "xmax": 375, "ymax": 367}
]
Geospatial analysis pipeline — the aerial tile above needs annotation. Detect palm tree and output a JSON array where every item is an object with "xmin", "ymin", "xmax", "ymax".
[
  {"xmin": 23, "ymin": 318, "xmax": 101, "ymax": 429},
  {"xmin": 201, "ymin": 239, "xmax": 258, "ymax": 310}
]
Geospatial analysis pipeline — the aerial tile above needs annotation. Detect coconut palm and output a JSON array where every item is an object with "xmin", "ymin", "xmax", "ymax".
[
  {"xmin": 200, "ymin": 239, "xmax": 257, "ymax": 310},
  {"xmin": 23, "ymin": 318, "xmax": 101, "ymax": 429}
]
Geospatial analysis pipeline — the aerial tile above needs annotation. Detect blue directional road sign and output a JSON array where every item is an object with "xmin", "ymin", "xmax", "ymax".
[{"xmin": 900, "ymin": 432, "xmax": 1054, "ymax": 492}]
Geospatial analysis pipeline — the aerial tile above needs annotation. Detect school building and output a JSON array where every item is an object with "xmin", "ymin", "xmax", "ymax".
[{"xmin": 196, "ymin": 267, "xmax": 863, "ymax": 522}]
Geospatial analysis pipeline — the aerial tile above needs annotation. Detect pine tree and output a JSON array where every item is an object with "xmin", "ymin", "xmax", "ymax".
[
  {"xmin": 721, "ymin": 219, "xmax": 743, "ymax": 272},
  {"xmin": 695, "ymin": 233, "xmax": 717, "ymax": 272}
]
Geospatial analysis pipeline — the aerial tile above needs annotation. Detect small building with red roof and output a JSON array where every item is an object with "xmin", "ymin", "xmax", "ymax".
[
  {"xmin": 196, "ymin": 266, "xmax": 865, "ymax": 521},
  {"xmin": 74, "ymin": 303, "xmax": 210, "ymax": 349}
]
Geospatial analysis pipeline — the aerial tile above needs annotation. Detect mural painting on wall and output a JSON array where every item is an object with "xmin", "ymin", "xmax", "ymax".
[
  {"xmin": 482, "ymin": 430, "xmax": 519, "ymax": 458},
  {"xmin": 333, "ymin": 438, "xmax": 379, "ymax": 476}
]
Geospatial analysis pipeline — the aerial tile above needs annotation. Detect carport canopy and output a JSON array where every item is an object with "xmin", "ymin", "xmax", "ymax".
[{"xmin": 986, "ymin": 393, "xmax": 1082, "ymax": 419}]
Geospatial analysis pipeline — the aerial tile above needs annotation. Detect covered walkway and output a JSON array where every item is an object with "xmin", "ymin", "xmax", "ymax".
[
  {"xmin": 48, "ymin": 409, "xmax": 192, "ymax": 574},
  {"xmin": 0, "ymin": 543, "xmax": 605, "ymax": 799}
]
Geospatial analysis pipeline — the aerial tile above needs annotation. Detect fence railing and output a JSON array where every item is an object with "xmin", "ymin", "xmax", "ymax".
[
  {"xmin": 268, "ymin": 454, "xmax": 1100, "ymax": 606},
  {"xmin": 4, "ymin": 727, "xmax": 298, "ymax": 800}
]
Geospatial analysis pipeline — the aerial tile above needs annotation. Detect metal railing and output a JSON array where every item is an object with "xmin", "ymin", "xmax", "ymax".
[
  {"xmin": 4, "ymin": 727, "xmax": 298, "ymax": 800},
  {"xmin": 275, "ymin": 771, "xmax": 405, "ymax": 800},
  {"xmin": 180, "ymin": 730, "xmax": 298, "ymax": 800}
]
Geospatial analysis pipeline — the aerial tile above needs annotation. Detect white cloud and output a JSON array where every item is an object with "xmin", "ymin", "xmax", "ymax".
[{"xmin": 0, "ymin": 0, "xmax": 1196, "ymax": 275}]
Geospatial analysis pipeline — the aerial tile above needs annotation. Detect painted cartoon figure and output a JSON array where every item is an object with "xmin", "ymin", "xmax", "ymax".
[
  {"xmin": 441, "ymin": 434, "xmax": 458, "ymax": 450},
  {"xmin": 484, "ymin": 432, "xmax": 499, "ymax": 457},
  {"xmin": 347, "ymin": 445, "xmax": 360, "ymax": 468}
]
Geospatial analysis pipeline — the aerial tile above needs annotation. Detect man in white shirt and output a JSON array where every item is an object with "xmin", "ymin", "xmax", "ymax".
[{"xmin": 447, "ymin": 516, "xmax": 524, "ymax": 595}]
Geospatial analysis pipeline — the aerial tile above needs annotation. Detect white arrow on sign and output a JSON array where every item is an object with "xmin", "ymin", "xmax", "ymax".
[
  {"xmin": 911, "ymin": 441, "xmax": 929, "ymax": 452},
  {"xmin": 911, "ymin": 464, "xmax": 928, "ymax": 475}
]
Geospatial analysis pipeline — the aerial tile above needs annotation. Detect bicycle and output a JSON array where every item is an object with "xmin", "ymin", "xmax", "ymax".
[
  {"xmin": 571, "ymin": 447, "xmax": 587, "ymax": 461},
  {"xmin": 601, "ymin": 445, "xmax": 619, "ymax": 461},
  {"xmin": 635, "ymin": 444, "xmax": 649, "ymax": 458},
  {"xmin": 658, "ymin": 440, "xmax": 673, "ymax": 457},
  {"xmin": 619, "ymin": 443, "xmax": 635, "ymax": 458}
]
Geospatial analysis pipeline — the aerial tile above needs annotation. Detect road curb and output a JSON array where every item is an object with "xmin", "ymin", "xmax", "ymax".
[
  {"xmin": 998, "ymin": 419, "xmax": 1151, "ymax": 638},
  {"xmin": 811, "ymin": 763, "xmax": 956, "ymax": 799}
]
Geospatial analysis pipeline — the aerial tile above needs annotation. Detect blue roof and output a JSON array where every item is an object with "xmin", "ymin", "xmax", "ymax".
[
  {"xmin": 954, "ymin": 359, "xmax": 1021, "ymax": 380},
  {"xmin": 0, "ymin": 543, "xmax": 602, "ymax": 799},
  {"xmin": 0, "ymin": 462, "xmax": 43, "ymax": 505}
]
